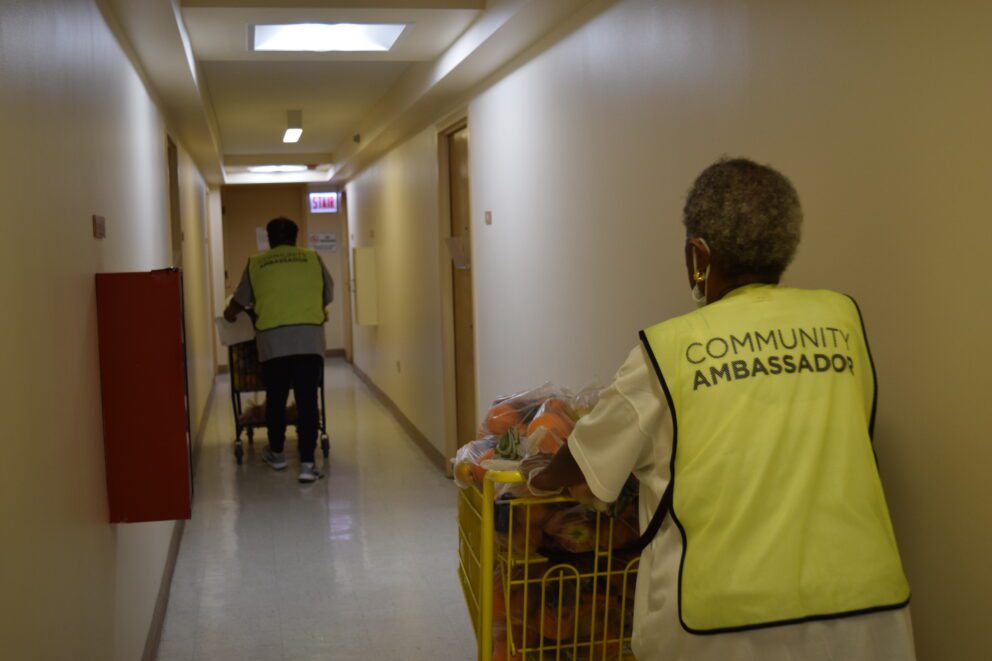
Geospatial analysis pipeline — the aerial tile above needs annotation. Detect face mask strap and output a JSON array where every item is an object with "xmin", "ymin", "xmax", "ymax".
[{"xmin": 691, "ymin": 238, "xmax": 710, "ymax": 306}]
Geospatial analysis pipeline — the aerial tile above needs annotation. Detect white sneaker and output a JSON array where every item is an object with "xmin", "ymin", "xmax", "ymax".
[
  {"xmin": 298, "ymin": 462, "xmax": 322, "ymax": 483},
  {"xmin": 262, "ymin": 448, "xmax": 288, "ymax": 470}
]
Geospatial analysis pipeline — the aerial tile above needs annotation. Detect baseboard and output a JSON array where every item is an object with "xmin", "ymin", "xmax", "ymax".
[
  {"xmin": 350, "ymin": 364, "xmax": 448, "ymax": 473},
  {"xmin": 190, "ymin": 381, "xmax": 218, "ymax": 472},
  {"xmin": 144, "ymin": 379, "xmax": 216, "ymax": 660},
  {"xmin": 143, "ymin": 519, "xmax": 185, "ymax": 661}
]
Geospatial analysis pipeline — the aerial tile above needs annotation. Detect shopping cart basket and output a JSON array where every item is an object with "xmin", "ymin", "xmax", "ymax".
[
  {"xmin": 458, "ymin": 469, "xmax": 639, "ymax": 661},
  {"xmin": 228, "ymin": 340, "xmax": 330, "ymax": 465}
]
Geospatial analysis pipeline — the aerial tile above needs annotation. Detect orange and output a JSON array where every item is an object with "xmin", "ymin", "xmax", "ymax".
[
  {"xmin": 597, "ymin": 517, "xmax": 639, "ymax": 552},
  {"xmin": 545, "ymin": 397, "xmax": 578, "ymax": 421},
  {"xmin": 493, "ymin": 579, "xmax": 507, "ymax": 620},
  {"xmin": 526, "ymin": 412, "xmax": 574, "ymax": 440},
  {"xmin": 500, "ymin": 569, "xmax": 540, "ymax": 649},
  {"xmin": 471, "ymin": 448, "xmax": 496, "ymax": 487},
  {"xmin": 519, "ymin": 502, "xmax": 556, "ymax": 527},
  {"xmin": 453, "ymin": 461, "xmax": 475, "ymax": 487},
  {"xmin": 507, "ymin": 581, "xmax": 534, "ymax": 623},
  {"xmin": 486, "ymin": 402, "xmax": 521, "ymax": 436},
  {"xmin": 510, "ymin": 519, "xmax": 544, "ymax": 556},
  {"xmin": 576, "ymin": 593, "xmax": 622, "ymax": 640},
  {"xmin": 541, "ymin": 603, "xmax": 576, "ymax": 641},
  {"xmin": 492, "ymin": 638, "xmax": 522, "ymax": 661}
]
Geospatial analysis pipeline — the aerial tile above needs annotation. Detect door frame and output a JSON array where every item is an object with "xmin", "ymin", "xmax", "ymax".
[
  {"xmin": 166, "ymin": 136, "xmax": 182, "ymax": 268},
  {"xmin": 437, "ymin": 115, "xmax": 477, "ymax": 474},
  {"xmin": 339, "ymin": 189, "xmax": 355, "ymax": 362}
]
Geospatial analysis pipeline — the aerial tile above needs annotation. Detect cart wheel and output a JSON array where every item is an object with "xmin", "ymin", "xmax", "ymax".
[
  {"xmin": 321, "ymin": 434, "xmax": 330, "ymax": 458},
  {"xmin": 235, "ymin": 443, "xmax": 244, "ymax": 465},
  {"xmin": 247, "ymin": 428, "xmax": 254, "ymax": 445}
]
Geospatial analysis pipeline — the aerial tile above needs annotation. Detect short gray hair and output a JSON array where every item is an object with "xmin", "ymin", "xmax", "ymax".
[{"xmin": 683, "ymin": 158, "xmax": 802, "ymax": 278}]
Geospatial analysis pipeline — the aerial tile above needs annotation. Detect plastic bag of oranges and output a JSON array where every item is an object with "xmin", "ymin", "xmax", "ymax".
[
  {"xmin": 453, "ymin": 383, "xmax": 605, "ymax": 490},
  {"xmin": 478, "ymin": 383, "xmax": 563, "ymax": 438},
  {"xmin": 452, "ymin": 436, "xmax": 498, "ymax": 488}
]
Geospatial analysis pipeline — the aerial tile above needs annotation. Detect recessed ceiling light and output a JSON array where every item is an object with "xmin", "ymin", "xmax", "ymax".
[
  {"xmin": 249, "ymin": 165, "xmax": 309, "ymax": 174},
  {"xmin": 252, "ymin": 23, "xmax": 406, "ymax": 53},
  {"xmin": 283, "ymin": 109, "xmax": 303, "ymax": 143}
]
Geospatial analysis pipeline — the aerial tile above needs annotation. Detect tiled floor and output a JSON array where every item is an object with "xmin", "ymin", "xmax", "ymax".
[{"xmin": 157, "ymin": 359, "xmax": 476, "ymax": 661}]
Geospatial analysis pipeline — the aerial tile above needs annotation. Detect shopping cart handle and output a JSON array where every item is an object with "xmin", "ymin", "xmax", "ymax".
[{"xmin": 484, "ymin": 469, "xmax": 525, "ymax": 485}]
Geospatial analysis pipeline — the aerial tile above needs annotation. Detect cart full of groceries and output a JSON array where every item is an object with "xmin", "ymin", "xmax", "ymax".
[{"xmin": 455, "ymin": 384, "xmax": 640, "ymax": 661}]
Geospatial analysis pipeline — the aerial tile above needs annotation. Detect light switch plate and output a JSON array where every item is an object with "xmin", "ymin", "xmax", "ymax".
[
  {"xmin": 484, "ymin": 211, "xmax": 492, "ymax": 225},
  {"xmin": 93, "ymin": 215, "xmax": 106, "ymax": 239}
]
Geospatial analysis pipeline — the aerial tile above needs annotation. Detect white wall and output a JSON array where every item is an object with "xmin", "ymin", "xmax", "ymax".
[
  {"xmin": 466, "ymin": 1, "xmax": 991, "ymax": 659},
  {"xmin": 345, "ymin": 129, "xmax": 447, "ymax": 454},
  {"xmin": 0, "ymin": 2, "xmax": 215, "ymax": 659},
  {"xmin": 343, "ymin": 0, "xmax": 990, "ymax": 657}
]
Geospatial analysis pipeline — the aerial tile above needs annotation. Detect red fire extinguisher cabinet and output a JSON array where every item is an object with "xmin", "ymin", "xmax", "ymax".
[{"xmin": 95, "ymin": 269, "xmax": 192, "ymax": 523}]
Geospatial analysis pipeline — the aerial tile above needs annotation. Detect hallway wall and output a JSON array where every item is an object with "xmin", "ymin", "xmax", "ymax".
[
  {"xmin": 0, "ymin": 2, "xmax": 216, "ymax": 659},
  {"xmin": 343, "ymin": 0, "xmax": 990, "ymax": 658},
  {"xmin": 209, "ymin": 190, "xmax": 228, "ymax": 368},
  {"xmin": 219, "ymin": 184, "xmax": 307, "ymax": 299},
  {"xmin": 466, "ymin": 1, "xmax": 992, "ymax": 659},
  {"xmin": 345, "ymin": 129, "xmax": 448, "ymax": 456}
]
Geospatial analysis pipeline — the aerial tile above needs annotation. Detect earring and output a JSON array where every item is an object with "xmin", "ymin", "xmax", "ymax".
[{"xmin": 694, "ymin": 272, "xmax": 706, "ymax": 284}]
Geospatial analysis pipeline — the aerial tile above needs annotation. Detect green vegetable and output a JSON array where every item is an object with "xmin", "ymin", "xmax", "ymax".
[{"xmin": 495, "ymin": 427, "xmax": 522, "ymax": 459}]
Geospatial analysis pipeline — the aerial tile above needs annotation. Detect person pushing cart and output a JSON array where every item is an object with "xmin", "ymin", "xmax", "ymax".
[{"xmin": 224, "ymin": 216, "xmax": 334, "ymax": 483}]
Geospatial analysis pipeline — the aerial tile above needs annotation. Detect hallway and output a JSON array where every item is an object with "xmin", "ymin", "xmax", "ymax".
[
  {"xmin": 156, "ymin": 360, "xmax": 475, "ymax": 661},
  {"xmin": 4, "ymin": 1, "xmax": 992, "ymax": 659}
]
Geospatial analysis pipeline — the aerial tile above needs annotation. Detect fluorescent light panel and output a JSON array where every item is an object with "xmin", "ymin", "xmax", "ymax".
[
  {"xmin": 283, "ymin": 128, "xmax": 303, "ymax": 143},
  {"xmin": 253, "ymin": 23, "xmax": 406, "ymax": 52},
  {"xmin": 249, "ymin": 165, "xmax": 308, "ymax": 174}
]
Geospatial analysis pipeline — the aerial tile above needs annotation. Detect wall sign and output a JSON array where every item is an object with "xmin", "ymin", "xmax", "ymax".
[
  {"xmin": 309, "ymin": 192, "xmax": 339, "ymax": 214},
  {"xmin": 92, "ymin": 214, "xmax": 107, "ymax": 239},
  {"xmin": 309, "ymin": 233, "xmax": 338, "ymax": 252},
  {"xmin": 256, "ymin": 227, "xmax": 270, "ymax": 250}
]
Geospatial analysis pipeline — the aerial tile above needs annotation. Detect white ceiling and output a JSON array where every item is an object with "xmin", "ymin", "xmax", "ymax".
[
  {"xmin": 183, "ymin": 7, "xmax": 482, "ymax": 62},
  {"xmin": 203, "ymin": 60, "xmax": 411, "ymax": 155},
  {"xmin": 181, "ymin": 3, "xmax": 480, "ymax": 173},
  {"xmin": 102, "ymin": 0, "xmax": 597, "ymax": 184}
]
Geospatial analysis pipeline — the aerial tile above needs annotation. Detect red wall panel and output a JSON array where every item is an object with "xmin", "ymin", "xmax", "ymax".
[{"xmin": 95, "ymin": 270, "xmax": 192, "ymax": 523}]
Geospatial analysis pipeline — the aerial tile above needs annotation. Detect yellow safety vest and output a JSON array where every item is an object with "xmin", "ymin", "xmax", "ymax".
[
  {"xmin": 639, "ymin": 284, "xmax": 909, "ymax": 634},
  {"xmin": 247, "ymin": 245, "xmax": 325, "ymax": 332}
]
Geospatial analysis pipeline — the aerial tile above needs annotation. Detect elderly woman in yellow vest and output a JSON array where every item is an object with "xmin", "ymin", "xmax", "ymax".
[
  {"xmin": 529, "ymin": 158, "xmax": 916, "ymax": 660},
  {"xmin": 224, "ymin": 217, "xmax": 333, "ymax": 483}
]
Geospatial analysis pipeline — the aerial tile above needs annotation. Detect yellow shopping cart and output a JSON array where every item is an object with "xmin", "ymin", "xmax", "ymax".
[{"xmin": 458, "ymin": 469, "xmax": 639, "ymax": 661}]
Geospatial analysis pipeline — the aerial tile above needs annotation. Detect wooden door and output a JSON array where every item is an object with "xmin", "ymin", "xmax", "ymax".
[
  {"xmin": 449, "ymin": 127, "xmax": 478, "ymax": 446},
  {"xmin": 220, "ymin": 185, "xmax": 306, "ymax": 296}
]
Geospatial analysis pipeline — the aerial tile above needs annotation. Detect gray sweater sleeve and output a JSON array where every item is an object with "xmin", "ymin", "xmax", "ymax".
[{"xmin": 320, "ymin": 257, "xmax": 334, "ymax": 307}]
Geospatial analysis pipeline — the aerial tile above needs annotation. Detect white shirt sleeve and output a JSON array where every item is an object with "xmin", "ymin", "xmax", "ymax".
[
  {"xmin": 233, "ymin": 264, "xmax": 253, "ymax": 308},
  {"xmin": 569, "ymin": 345, "xmax": 671, "ymax": 503}
]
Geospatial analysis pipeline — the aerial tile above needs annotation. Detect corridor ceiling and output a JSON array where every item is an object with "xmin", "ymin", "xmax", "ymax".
[{"xmin": 99, "ymin": 0, "xmax": 598, "ymax": 186}]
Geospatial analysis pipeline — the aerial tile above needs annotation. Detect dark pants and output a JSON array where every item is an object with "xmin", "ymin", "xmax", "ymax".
[{"xmin": 261, "ymin": 354, "xmax": 323, "ymax": 463}]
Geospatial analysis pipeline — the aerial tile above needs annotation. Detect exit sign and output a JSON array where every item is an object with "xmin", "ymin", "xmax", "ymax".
[{"xmin": 309, "ymin": 192, "xmax": 338, "ymax": 214}]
